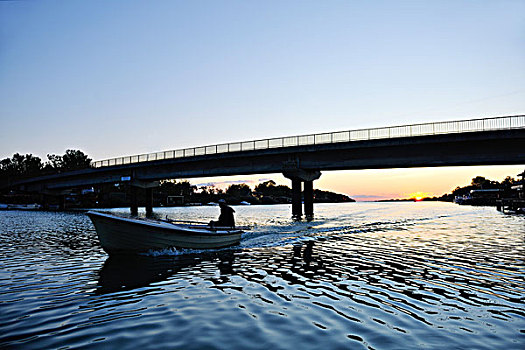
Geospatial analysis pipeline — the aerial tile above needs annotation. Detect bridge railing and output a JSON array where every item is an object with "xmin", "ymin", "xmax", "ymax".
[{"xmin": 92, "ymin": 115, "xmax": 525, "ymax": 168}]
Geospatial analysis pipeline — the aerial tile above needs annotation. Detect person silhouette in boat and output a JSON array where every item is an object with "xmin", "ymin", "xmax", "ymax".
[{"xmin": 209, "ymin": 199, "xmax": 235, "ymax": 228}]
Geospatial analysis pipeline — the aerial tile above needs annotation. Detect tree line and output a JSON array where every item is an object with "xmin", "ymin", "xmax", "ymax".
[
  {"xmin": 0, "ymin": 150, "xmax": 92, "ymax": 181},
  {"xmin": 154, "ymin": 179, "xmax": 354, "ymax": 206},
  {"xmin": 1, "ymin": 148, "xmax": 519, "ymax": 206},
  {"xmin": 0, "ymin": 149, "xmax": 355, "ymax": 206}
]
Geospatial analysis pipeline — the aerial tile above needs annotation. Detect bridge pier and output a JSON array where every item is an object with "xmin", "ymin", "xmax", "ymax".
[
  {"xmin": 40, "ymin": 189, "xmax": 70, "ymax": 210},
  {"xmin": 283, "ymin": 168, "xmax": 321, "ymax": 220},
  {"xmin": 304, "ymin": 180, "xmax": 314, "ymax": 219},
  {"xmin": 130, "ymin": 186, "xmax": 138, "ymax": 216},
  {"xmin": 129, "ymin": 180, "xmax": 159, "ymax": 216},
  {"xmin": 145, "ymin": 188, "xmax": 153, "ymax": 217},
  {"xmin": 291, "ymin": 179, "xmax": 302, "ymax": 219}
]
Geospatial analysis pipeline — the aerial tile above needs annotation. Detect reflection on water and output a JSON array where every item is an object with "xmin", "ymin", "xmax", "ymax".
[
  {"xmin": 96, "ymin": 251, "xmax": 237, "ymax": 295},
  {"xmin": 0, "ymin": 203, "xmax": 524, "ymax": 349}
]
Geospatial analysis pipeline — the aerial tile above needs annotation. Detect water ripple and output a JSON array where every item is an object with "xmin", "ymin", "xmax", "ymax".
[{"xmin": 0, "ymin": 204, "xmax": 524, "ymax": 349}]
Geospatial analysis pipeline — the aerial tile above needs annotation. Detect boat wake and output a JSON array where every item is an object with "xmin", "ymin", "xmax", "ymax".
[{"xmin": 138, "ymin": 212, "xmax": 454, "ymax": 256}]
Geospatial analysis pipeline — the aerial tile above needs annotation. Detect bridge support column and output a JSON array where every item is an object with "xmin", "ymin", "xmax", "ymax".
[
  {"xmin": 145, "ymin": 188, "xmax": 153, "ymax": 217},
  {"xmin": 41, "ymin": 189, "xmax": 71, "ymax": 211},
  {"xmin": 291, "ymin": 179, "xmax": 302, "ymax": 219},
  {"xmin": 283, "ymin": 167, "xmax": 321, "ymax": 220},
  {"xmin": 304, "ymin": 180, "xmax": 314, "ymax": 220},
  {"xmin": 129, "ymin": 179, "xmax": 159, "ymax": 216},
  {"xmin": 130, "ymin": 186, "xmax": 138, "ymax": 216}
]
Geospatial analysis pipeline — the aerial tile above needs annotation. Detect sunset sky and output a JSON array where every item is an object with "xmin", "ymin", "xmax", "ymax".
[{"xmin": 1, "ymin": 1, "xmax": 524, "ymax": 200}]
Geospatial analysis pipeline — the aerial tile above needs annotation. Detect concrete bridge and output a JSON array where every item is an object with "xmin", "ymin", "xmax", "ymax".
[{"xmin": 7, "ymin": 115, "xmax": 525, "ymax": 218}]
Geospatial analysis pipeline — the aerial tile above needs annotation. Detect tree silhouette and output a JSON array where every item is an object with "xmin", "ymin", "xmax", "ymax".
[
  {"xmin": 45, "ymin": 154, "xmax": 64, "ymax": 171},
  {"xmin": 0, "ymin": 153, "xmax": 43, "ymax": 177},
  {"xmin": 62, "ymin": 149, "xmax": 91, "ymax": 170},
  {"xmin": 226, "ymin": 184, "xmax": 252, "ymax": 197}
]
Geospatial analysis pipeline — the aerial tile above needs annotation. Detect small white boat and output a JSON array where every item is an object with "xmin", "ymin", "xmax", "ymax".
[{"xmin": 87, "ymin": 211, "xmax": 244, "ymax": 255}]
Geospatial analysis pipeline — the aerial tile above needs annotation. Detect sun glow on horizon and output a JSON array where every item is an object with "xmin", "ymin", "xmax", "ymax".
[{"xmin": 407, "ymin": 191, "xmax": 433, "ymax": 201}]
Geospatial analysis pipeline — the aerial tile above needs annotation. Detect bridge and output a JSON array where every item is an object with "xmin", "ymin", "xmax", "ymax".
[{"xmin": 8, "ymin": 115, "xmax": 525, "ymax": 218}]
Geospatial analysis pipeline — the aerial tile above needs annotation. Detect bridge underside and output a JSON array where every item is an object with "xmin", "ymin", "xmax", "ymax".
[{"xmin": 8, "ymin": 129, "xmax": 525, "ymax": 218}]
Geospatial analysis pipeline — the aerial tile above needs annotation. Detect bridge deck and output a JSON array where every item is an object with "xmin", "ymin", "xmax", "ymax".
[
  {"xmin": 92, "ymin": 115, "xmax": 525, "ymax": 169},
  {"xmin": 7, "ymin": 115, "xmax": 524, "ymax": 218}
]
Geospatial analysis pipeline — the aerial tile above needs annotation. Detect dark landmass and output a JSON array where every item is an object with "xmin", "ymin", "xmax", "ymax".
[
  {"xmin": 150, "ymin": 180, "xmax": 355, "ymax": 207},
  {"xmin": 0, "ymin": 150, "xmax": 355, "ymax": 208},
  {"xmin": 2, "ymin": 150, "xmax": 520, "ymax": 209}
]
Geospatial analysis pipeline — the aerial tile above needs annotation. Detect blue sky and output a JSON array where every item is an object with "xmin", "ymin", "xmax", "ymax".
[{"xmin": 1, "ymin": 1, "xmax": 524, "ymax": 198}]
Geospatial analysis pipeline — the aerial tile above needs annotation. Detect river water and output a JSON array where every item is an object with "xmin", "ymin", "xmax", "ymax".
[{"xmin": 0, "ymin": 202, "xmax": 523, "ymax": 349}]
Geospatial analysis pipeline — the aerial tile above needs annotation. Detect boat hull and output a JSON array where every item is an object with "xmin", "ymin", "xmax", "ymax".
[{"xmin": 87, "ymin": 211, "xmax": 243, "ymax": 255}]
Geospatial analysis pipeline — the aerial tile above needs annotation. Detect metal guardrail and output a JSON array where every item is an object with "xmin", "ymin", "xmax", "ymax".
[{"xmin": 92, "ymin": 115, "xmax": 525, "ymax": 168}]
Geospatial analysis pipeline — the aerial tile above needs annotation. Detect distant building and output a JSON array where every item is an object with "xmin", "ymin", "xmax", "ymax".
[
  {"xmin": 470, "ymin": 189, "xmax": 502, "ymax": 199},
  {"xmin": 455, "ymin": 189, "xmax": 502, "ymax": 206},
  {"xmin": 497, "ymin": 170, "xmax": 525, "ymax": 213}
]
